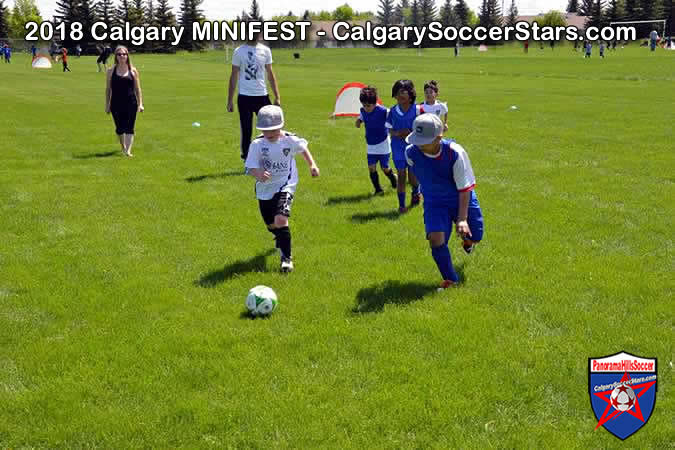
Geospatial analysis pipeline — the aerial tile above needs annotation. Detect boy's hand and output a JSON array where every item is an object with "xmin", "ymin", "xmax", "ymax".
[
  {"xmin": 355, "ymin": 119, "xmax": 361, "ymax": 128},
  {"xmin": 227, "ymin": 100, "xmax": 234, "ymax": 112},
  {"xmin": 251, "ymin": 169, "xmax": 271, "ymax": 182},
  {"xmin": 310, "ymin": 166, "xmax": 320, "ymax": 177},
  {"xmin": 443, "ymin": 123, "xmax": 448, "ymax": 132},
  {"xmin": 456, "ymin": 220, "xmax": 472, "ymax": 238}
]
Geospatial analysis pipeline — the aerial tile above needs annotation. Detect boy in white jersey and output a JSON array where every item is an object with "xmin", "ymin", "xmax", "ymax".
[
  {"xmin": 421, "ymin": 80, "xmax": 448, "ymax": 132},
  {"xmin": 244, "ymin": 105, "xmax": 320, "ymax": 273}
]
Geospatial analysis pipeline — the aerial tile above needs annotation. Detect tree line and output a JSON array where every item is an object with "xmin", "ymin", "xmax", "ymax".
[{"xmin": 567, "ymin": 0, "xmax": 673, "ymax": 37}]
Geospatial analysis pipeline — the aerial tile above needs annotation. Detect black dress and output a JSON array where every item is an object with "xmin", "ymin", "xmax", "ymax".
[{"xmin": 110, "ymin": 68, "xmax": 138, "ymax": 135}]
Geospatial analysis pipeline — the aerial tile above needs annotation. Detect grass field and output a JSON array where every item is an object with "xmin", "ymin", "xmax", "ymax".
[{"xmin": 0, "ymin": 44, "xmax": 673, "ymax": 447}]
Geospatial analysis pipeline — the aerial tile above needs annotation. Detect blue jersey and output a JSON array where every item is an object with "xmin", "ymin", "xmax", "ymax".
[
  {"xmin": 359, "ymin": 105, "xmax": 388, "ymax": 145},
  {"xmin": 405, "ymin": 139, "xmax": 479, "ymax": 207},
  {"xmin": 386, "ymin": 104, "xmax": 422, "ymax": 158}
]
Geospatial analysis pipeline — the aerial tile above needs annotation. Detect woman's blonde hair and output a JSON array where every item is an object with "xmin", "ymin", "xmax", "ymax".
[{"xmin": 113, "ymin": 45, "xmax": 135, "ymax": 71}]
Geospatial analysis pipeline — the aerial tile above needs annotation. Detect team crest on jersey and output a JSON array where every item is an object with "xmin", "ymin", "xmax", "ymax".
[
  {"xmin": 261, "ymin": 148, "xmax": 269, "ymax": 156},
  {"xmin": 261, "ymin": 159, "xmax": 272, "ymax": 170},
  {"xmin": 282, "ymin": 148, "xmax": 291, "ymax": 156},
  {"xmin": 589, "ymin": 351, "xmax": 657, "ymax": 440}
]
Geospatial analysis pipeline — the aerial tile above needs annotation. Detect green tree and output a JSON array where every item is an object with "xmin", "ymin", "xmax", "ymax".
[
  {"xmin": 377, "ymin": 0, "xmax": 395, "ymax": 24},
  {"xmin": 585, "ymin": 0, "xmax": 606, "ymax": 28},
  {"xmin": 453, "ymin": 0, "xmax": 469, "ymax": 26},
  {"xmin": 155, "ymin": 0, "xmax": 176, "ymax": 27},
  {"xmin": 506, "ymin": 0, "xmax": 518, "ymax": 27},
  {"xmin": 249, "ymin": 0, "xmax": 261, "ymax": 20},
  {"xmin": 478, "ymin": 0, "xmax": 502, "ymax": 28},
  {"xmin": 606, "ymin": 0, "xmax": 625, "ymax": 22},
  {"xmin": 8, "ymin": 0, "xmax": 42, "ymax": 38},
  {"xmin": 567, "ymin": 0, "xmax": 579, "ymax": 13},
  {"xmin": 333, "ymin": 4, "xmax": 354, "ymax": 21},
  {"xmin": 579, "ymin": 0, "xmax": 594, "ymax": 16},
  {"xmin": 440, "ymin": 0, "xmax": 457, "ymax": 26},
  {"xmin": 129, "ymin": 0, "xmax": 144, "ymax": 26},
  {"xmin": 96, "ymin": 0, "xmax": 115, "ymax": 26},
  {"xmin": 0, "ymin": 0, "xmax": 10, "ymax": 38},
  {"xmin": 179, "ymin": 0, "xmax": 204, "ymax": 50},
  {"xmin": 410, "ymin": 0, "xmax": 420, "ymax": 26},
  {"xmin": 419, "ymin": 0, "xmax": 437, "ymax": 24}
]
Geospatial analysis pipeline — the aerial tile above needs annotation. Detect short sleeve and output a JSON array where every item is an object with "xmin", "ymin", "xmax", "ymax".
[
  {"xmin": 450, "ymin": 142, "xmax": 476, "ymax": 192},
  {"xmin": 244, "ymin": 141, "xmax": 260, "ymax": 168},
  {"xmin": 440, "ymin": 102, "xmax": 449, "ymax": 115},
  {"xmin": 287, "ymin": 135, "xmax": 309, "ymax": 155},
  {"xmin": 359, "ymin": 109, "xmax": 365, "ymax": 121},
  {"xmin": 385, "ymin": 108, "xmax": 393, "ymax": 128},
  {"xmin": 405, "ymin": 145, "xmax": 415, "ymax": 166},
  {"xmin": 231, "ymin": 47, "xmax": 242, "ymax": 67},
  {"xmin": 265, "ymin": 46, "xmax": 273, "ymax": 64}
]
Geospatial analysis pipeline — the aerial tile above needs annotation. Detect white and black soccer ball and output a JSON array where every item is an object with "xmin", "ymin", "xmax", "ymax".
[
  {"xmin": 610, "ymin": 383, "xmax": 636, "ymax": 412},
  {"xmin": 245, "ymin": 285, "xmax": 278, "ymax": 317}
]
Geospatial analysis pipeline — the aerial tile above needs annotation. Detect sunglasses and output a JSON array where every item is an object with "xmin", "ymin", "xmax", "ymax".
[{"xmin": 116, "ymin": 53, "xmax": 128, "ymax": 56}]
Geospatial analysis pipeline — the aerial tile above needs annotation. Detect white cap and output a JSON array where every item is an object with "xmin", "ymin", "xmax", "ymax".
[
  {"xmin": 406, "ymin": 113, "xmax": 444, "ymax": 145},
  {"xmin": 256, "ymin": 105, "xmax": 284, "ymax": 130}
]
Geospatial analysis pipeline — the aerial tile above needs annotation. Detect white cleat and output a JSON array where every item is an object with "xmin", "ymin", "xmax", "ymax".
[{"xmin": 280, "ymin": 258, "xmax": 294, "ymax": 273}]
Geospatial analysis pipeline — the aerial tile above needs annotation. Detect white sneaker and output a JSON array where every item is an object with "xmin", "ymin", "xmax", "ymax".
[{"xmin": 280, "ymin": 258, "xmax": 294, "ymax": 273}]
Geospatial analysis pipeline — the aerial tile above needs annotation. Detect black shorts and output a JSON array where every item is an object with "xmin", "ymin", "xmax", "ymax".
[{"xmin": 258, "ymin": 192, "xmax": 294, "ymax": 225}]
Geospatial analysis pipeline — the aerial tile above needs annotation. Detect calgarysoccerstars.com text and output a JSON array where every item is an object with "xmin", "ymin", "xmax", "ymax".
[{"xmin": 25, "ymin": 20, "xmax": 636, "ymax": 48}]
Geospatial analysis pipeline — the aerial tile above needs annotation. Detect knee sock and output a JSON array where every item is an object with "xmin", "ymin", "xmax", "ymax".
[
  {"xmin": 431, "ymin": 245, "xmax": 458, "ymax": 282},
  {"xmin": 397, "ymin": 192, "xmax": 406, "ymax": 209},
  {"xmin": 273, "ymin": 227, "xmax": 292, "ymax": 259},
  {"xmin": 385, "ymin": 170, "xmax": 397, "ymax": 188},
  {"xmin": 369, "ymin": 171, "xmax": 382, "ymax": 191}
]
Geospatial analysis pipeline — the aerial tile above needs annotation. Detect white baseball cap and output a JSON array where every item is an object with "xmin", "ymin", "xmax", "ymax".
[
  {"xmin": 406, "ymin": 113, "xmax": 444, "ymax": 145},
  {"xmin": 256, "ymin": 105, "xmax": 284, "ymax": 130}
]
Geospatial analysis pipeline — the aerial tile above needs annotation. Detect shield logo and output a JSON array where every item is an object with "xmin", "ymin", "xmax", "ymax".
[
  {"xmin": 589, "ymin": 351, "xmax": 657, "ymax": 440},
  {"xmin": 282, "ymin": 148, "xmax": 290, "ymax": 157}
]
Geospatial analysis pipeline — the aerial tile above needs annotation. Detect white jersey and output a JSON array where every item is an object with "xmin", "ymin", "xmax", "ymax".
[
  {"xmin": 422, "ymin": 101, "xmax": 448, "ymax": 118},
  {"xmin": 232, "ymin": 44, "xmax": 273, "ymax": 96},
  {"xmin": 245, "ymin": 132, "xmax": 308, "ymax": 200}
]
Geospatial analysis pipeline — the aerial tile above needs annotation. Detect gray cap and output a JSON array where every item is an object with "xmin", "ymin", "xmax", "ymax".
[
  {"xmin": 256, "ymin": 105, "xmax": 284, "ymax": 130},
  {"xmin": 406, "ymin": 113, "xmax": 444, "ymax": 145}
]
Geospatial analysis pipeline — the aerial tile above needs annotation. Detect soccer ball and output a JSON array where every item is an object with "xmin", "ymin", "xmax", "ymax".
[
  {"xmin": 610, "ymin": 383, "xmax": 636, "ymax": 412},
  {"xmin": 245, "ymin": 285, "xmax": 278, "ymax": 317}
]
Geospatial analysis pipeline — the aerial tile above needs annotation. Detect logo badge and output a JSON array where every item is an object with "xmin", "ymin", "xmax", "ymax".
[
  {"xmin": 589, "ymin": 351, "xmax": 657, "ymax": 440},
  {"xmin": 282, "ymin": 148, "xmax": 290, "ymax": 156},
  {"xmin": 416, "ymin": 125, "xmax": 423, "ymax": 133},
  {"xmin": 261, "ymin": 148, "xmax": 269, "ymax": 156}
]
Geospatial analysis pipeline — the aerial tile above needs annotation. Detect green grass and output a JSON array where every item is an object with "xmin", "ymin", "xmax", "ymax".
[{"xmin": 0, "ymin": 45, "xmax": 673, "ymax": 447}]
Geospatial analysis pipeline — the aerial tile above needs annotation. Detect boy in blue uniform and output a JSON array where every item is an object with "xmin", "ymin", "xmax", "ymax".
[
  {"xmin": 355, "ymin": 86, "xmax": 397, "ymax": 195},
  {"xmin": 386, "ymin": 79, "xmax": 422, "ymax": 213},
  {"xmin": 405, "ymin": 114, "xmax": 484, "ymax": 289}
]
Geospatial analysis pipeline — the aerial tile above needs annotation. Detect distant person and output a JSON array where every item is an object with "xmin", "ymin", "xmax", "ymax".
[
  {"xmin": 599, "ymin": 41, "xmax": 605, "ymax": 58},
  {"xmin": 61, "ymin": 47, "xmax": 71, "ymax": 72},
  {"xmin": 227, "ymin": 34, "xmax": 281, "ymax": 162},
  {"xmin": 30, "ymin": 44, "xmax": 37, "ymax": 59},
  {"xmin": 584, "ymin": 41, "xmax": 592, "ymax": 58},
  {"xmin": 574, "ymin": 40, "xmax": 579, "ymax": 52},
  {"xmin": 612, "ymin": 40, "xmax": 617, "ymax": 51},
  {"xmin": 97, "ymin": 44, "xmax": 112, "ymax": 72},
  {"xmin": 49, "ymin": 41, "xmax": 59, "ymax": 60},
  {"xmin": 75, "ymin": 44, "xmax": 82, "ymax": 57},
  {"xmin": 421, "ymin": 80, "xmax": 448, "ymax": 132},
  {"xmin": 355, "ymin": 85, "xmax": 397, "ymax": 196},
  {"xmin": 550, "ymin": 40, "xmax": 555, "ymax": 50},
  {"xmin": 524, "ymin": 41, "xmax": 529, "ymax": 53},
  {"xmin": 3, "ymin": 44, "xmax": 10, "ymax": 63},
  {"xmin": 105, "ymin": 46, "xmax": 144, "ymax": 157},
  {"xmin": 649, "ymin": 29, "xmax": 659, "ymax": 51},
  {"xmin": 454, "ymin": 41, "xmax": 460, "ymax": 57}
]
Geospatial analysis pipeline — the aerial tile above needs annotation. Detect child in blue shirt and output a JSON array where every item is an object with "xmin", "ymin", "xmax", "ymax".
[
  {"xmin": 386, "ymin": 79, "xmax": 422, "ymax": 213},
  {"xmin": 585, "ymin": 41, "xmax": 592, "ymax": 58},
  {"xmin": 355, "ymin": 86, "xmax": 397, "ymax": 195},
  {"xmin": 405, "ymin": 114, "xmax": 485, "ymax": 289}
]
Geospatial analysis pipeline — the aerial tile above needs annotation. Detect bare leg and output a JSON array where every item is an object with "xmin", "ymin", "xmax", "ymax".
[
  {"xmin": 123, "ymin": 134, "xmax": 135, "ymax": 156},
  {"xmin": 117, "ymin": 134, "xmax": 125, "ymax": 154}
]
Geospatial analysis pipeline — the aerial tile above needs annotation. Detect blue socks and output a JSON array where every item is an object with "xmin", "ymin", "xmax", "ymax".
[
  {"xmin": 397, "ymin": 192, "xmax": 406, "ymax": 209},
  {"xmin": 431, "ymin": 245, "xmax": 458, "ymax": 282}
]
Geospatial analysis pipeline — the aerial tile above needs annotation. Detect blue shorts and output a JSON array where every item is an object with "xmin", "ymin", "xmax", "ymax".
[
  {"xmin": 367, "ymin": 154, "xmax": 390, "ymax": 169},
  {"xmin": 391, "ymin": 146, "xmax": 408, "ymax": 170},
  {"xmin": 423, "ymin": 203, "xmax": 484, "ymax": 242},
  {"xmin": 393, "ymin": 158, "xmax": 409, "ymax": 170}
]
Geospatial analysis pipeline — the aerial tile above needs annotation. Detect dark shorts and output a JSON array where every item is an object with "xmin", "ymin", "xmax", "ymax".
[
  {"xmin": 423, "ymin": 203, "xmax": 484, "ymax": 242},
  {"xmin": 111, "ymin": 105, "xmax": 138, "ymax": 135},
  {"xmin": 259, "ymin": 192, "xmax": 294, "ymax": 225},
  {"xmin": 367, "ymin": 154, "xmax": 390, "ymax": 169}
]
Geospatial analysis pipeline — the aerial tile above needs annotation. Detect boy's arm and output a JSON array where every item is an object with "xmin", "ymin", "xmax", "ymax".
[
  {"xmin": 300, "ymin": 149, "xmax": 320, "ymax": 177},
  {"xmin": 105, "ymin": 69, "xmax": 113, "ymax": 113},
  {"xmin": 355, "ymin": 118, "xmax": 362, "ymax": 128},
  {"xmin": 456, "ymin": 191, "xmax": 471, "ymax": 238}
]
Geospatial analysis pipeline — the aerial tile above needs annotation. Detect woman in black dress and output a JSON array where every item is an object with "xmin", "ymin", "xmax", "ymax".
[{"xmin": 105, "ymin": 46, "xmax": 144, "ymax": 157}]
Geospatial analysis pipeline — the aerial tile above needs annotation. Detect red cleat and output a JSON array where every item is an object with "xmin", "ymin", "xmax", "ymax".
[{"xmin": 437, "ymin": 280, "xmax": 456, "ymax": 291}]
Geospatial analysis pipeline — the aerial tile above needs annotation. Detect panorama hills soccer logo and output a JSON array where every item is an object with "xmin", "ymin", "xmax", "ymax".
[{"xmin": 589, "ymin": 351, "xmax": 657, "ymax": 440}]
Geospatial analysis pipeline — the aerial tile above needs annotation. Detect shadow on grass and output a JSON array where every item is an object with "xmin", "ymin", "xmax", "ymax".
[
  {"xmin": 351, "ymin": 210, "xmax": 400, "ymax": 223},
  {"xmin": 238, "ymin": 310, "xmax": 273, "ymax": 320},
  {"xmin": 325, "ymin": 193, "xmax": 373, "ymax": 205},
  {"xmin": 72, "ymin": 151, "xmax": 118, "ymax": 159},
  {"xmin": 185, "ymin": 171, "xmax": 245, "ymax": 183},
  {"xmin": 195, "ymin": 249, "xmax": 275, "ymax": 287},
  {"xmin": 352, "ymin": 280, "xmax": 438, "ymax": 313}
]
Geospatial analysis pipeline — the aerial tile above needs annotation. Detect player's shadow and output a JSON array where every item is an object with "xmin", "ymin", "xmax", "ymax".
[
  {"xmin": 351, "ymin": 280, "xmax": 438, "ymax": 314},
  {"xmin": 195, "ymin": 249, "xmax": 275, "ymax": 287},
  {"xmin": 325, "ymin": 193, "xmax": 373, "ymax": 206},
  {"xmin": 185, "ymin": 171, "xmax": 245, "ymax": 183},
  {"xmin": 72, "ymin": 151, "xmax": 118, "ymax": 159},
  {"xmin": 350, "ymin": 210, "xmax": 400, "ymax": 223}
]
